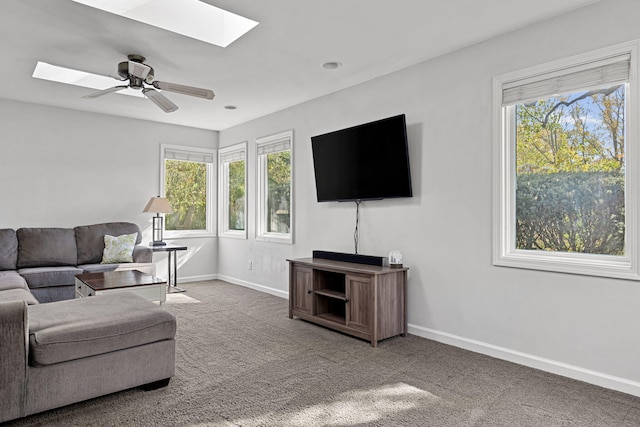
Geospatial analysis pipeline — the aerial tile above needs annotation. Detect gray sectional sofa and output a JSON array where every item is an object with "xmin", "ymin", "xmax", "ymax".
[
  {"xmin": 0, "ymin": 222, "xmax": 177, "ymax": 423},
  {"xmin": 0, "ymin": 293, "xmax": 176, "ymax": 423},
  {"xmin": 0, "ymin": 222, "xmax": 154, "ymax": 303}
]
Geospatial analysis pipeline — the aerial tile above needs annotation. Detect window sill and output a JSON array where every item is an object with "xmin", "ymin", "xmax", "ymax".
[
  {"xmin": 494, "ymin": 249, "xmax": 640, "ymax": 281},
  {"xmin": 219, "ymin": 231, "xmax": 247, "ymax": 240},
  {"xmin": 164, "ymin": 231, "xmax": 216, "ymax": 239},
  {"xmin": 256, "ymin": 233, "xmax": 292, "ymax": 244}
]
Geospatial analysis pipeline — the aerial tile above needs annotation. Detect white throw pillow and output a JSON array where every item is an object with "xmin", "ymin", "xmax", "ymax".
[{"xmin": 101, "ymin": 232, "xmax": 138, "ymax": 264}]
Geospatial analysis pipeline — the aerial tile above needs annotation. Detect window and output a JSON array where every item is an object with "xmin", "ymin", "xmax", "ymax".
[
  {"xmin": 218, "ymin": 143, "xmax": 247, "ymax": 238},
  {"xmin": 256, "ymin": 130, "xmax": 293, "ymax": 243},
  {"xmin": 161, "ymin": 144, "xmax": 216, "ymax": 237},
  {"xmin": 493, "ymin": 41, "xmax": 640, "ymax": 279}
]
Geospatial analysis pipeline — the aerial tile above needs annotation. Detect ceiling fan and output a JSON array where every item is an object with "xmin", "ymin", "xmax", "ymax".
[{"xmin": 83, "ymin": 54, "xmax": 215, "ymax": 113}]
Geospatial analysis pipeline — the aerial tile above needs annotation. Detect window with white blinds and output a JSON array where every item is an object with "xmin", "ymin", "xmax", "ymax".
[
  {"xmin": 493, "ymin": 41, "xmax": 640, "ymax": 280},
  {"xmin": 256, "ymin": 130, "xmax": 293, "ymax": 243},
  {"xmin": 163, "ymin": 146, "xmax": 215, "ymax": 164},
  {"xmin": 160, "ymin": 144, "xmax": 216, "ymax": 237},
  {"xmin": 257, "ymin": 135, "xmax": 291, "ymax": 155},
  {"xmin": 501, "ymin": 54, "xmax": 630, "ymax": 105},
  {"xmin": 219, "ymin": 148, "xmax": 245, "ymax": 164},
  {"xmin": 218, "ymin": 143, "xmax": 247, "ymax": 238}
]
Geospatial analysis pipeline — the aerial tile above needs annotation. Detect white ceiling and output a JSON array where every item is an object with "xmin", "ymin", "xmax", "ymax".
[{"xmin": 0, "ymin": 0, "xmax": 599, "ymax": 131}]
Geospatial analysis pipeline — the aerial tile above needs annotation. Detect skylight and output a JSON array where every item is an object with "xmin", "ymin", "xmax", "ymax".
[
  {"xmin": 32, "ymin": 62, "xmax": 145, "ymax": 98},
  {"xmin": 32, "ymin": 62, "xmax": 115, "ymax": 89},
  {"xmin": 70, "ymin": 0, "xmax": 258, "ymax": 48}
]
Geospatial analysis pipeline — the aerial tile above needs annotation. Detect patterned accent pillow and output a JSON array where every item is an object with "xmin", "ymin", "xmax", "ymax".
[{"xmin": 101, "ymin": 232, "xmax": 138, "ymax": 264}]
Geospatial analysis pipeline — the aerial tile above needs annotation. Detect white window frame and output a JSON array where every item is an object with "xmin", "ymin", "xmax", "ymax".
[
  {"xmin": 256, "ymin": 130, "xmax": 294, "ymax": 244},
  {"xmin": 218, "ymin": 142, "xmax": 247, "ymax": 239},
  {"xmin": 493, "ymin": 41, "xmax": 640, "ymax": 280},
  {"xmin": 160, "ymin": 144, "xmax": 216, "ymax": 239}
]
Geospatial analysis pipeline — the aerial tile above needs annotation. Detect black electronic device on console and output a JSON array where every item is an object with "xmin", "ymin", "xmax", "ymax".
[{"xmin": 313, "ymin": 250, "xmax": 388, "ymax": 267}]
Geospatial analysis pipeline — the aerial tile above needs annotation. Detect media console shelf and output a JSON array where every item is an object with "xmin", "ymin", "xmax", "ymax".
[{"xmin": 287, "ymin": 257, "xmax": 408, "ymax": 347}]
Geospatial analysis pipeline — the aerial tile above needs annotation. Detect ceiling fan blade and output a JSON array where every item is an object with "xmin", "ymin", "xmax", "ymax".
[
  {"xmin": 142, "ymin": 88, "xmax": 179, "ymax": 113},
  {"xmin": 82, "ymin": 85, "xmax": 128, "ymax": 99},
  {"xmin": 153, "ymin": 81, "xmax": 215, "ymax": 100},
  {"xmin": 128, "ymin": 61, "xmax": 151, "ymax": 80}
]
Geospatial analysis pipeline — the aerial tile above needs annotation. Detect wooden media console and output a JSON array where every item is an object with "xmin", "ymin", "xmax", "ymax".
[{"xmin": 287, "ymin": 257, "xmax": 408, "ymax": 347}]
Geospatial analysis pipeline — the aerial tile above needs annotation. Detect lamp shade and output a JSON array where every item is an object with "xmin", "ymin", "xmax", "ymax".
[{"xmin": 143, "ymin": 197, "xmax": 174, "ymax": 214}]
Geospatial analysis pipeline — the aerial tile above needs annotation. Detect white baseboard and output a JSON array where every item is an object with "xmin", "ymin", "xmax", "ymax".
[
  {"xmin": 176, "ymin": 273, "xmax": 217, "ymax": 284},
  {"xmin": 214, "ymin": 274, "xmax": 289, "ymax": 299},
  {"xmin": 203, "ymin": 274, "xmax": 640, "ymax": 398},
  {"xmin": 408, "ymin": 323, "xmax": 640, "ymax": 398}
]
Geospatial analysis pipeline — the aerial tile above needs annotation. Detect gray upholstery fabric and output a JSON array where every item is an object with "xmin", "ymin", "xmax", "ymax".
[
  {"xmin": 0, "ymin": 271, "xmax": 29, "ymax": 291},
  {"xmin": 17, "ymin": 228, "xmax": 77, "ymax": 268},
  {"xmin": 24, "ymin": 339, "xmax": 175, "ymax": 417},
  {"xmin": 0, "ymin": 300, "xmax": 28, "ymax": 423},
  {"xmin": 28, "ymin": 292, "xmax": 176, "ymax": 366},
  {"xmin": 74, "ymin": 222, "xmax": 143, "ymax": 265},
  {"xmin": 0, "ymin": 288, "xmax": 39, "ymax": 305},
  {"xmin": 0, "ymin": 229, "xmax": 18, "ymax": 271},
  {"xmin": 133, "ymin": 245, "xmax": 153, "ymax": 263},
  {"xmin": 29, "ymin": 286, "xmax": 75, "ymax": 304},
  {"xmin": 17, "ymin": 266, "xmax": 83, "ymax": 289},
  {"xmin": 0, "ymin": 223, "xmax": 153, "ymax": 305},
  {"xmin": 0, "ymin": 237, "xmax": 172, "ymax": 424}
]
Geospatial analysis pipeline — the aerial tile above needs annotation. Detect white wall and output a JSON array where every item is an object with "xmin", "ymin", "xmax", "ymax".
[
  {"xmin": 218, "ymin": 0, "xmax": 640, "ymax": 396},
  {"xmin": 0, "ymin": 99, "xmax": 218, "ymax": 281}
]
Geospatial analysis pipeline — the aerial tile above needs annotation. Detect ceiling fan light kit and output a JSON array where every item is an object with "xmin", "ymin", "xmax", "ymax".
[{"xmin": 123, "ymin": 55, "xmax": 151, "ymax": 81}]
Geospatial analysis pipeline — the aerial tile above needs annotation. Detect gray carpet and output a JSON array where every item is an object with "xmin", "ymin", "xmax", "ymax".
[{"xmin": 5, "ymin": 280, "xmax": 640, "ymax": 426}]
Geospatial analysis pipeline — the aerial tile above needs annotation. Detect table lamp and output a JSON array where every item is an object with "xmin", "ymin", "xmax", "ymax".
[{"xmin": 143, "ymin": 196, "xmax": 174, "ymax": 246}]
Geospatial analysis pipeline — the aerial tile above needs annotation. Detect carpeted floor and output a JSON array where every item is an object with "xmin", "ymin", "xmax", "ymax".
[{"xmin": 5, "ymin": 280, "xmax": 640, "ymax": 426}]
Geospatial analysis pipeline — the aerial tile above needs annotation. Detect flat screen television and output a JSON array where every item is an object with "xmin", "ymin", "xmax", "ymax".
[{"xmin": 311, "ymin": 114, "xmax": 412, "ymax": 202}]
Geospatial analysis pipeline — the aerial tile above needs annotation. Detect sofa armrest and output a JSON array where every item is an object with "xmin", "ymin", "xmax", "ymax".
[
  {"xmin": 133, "ymin": 245, "xmax": 152, "ymax": 263},
  {"xmin": 0, "ymin": 300, "xmax": 28, "ymax": 422}
]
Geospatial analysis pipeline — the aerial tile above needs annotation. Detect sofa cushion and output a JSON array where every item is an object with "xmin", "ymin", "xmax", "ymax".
[
  {"xmin": 0, "ymin": 229, "xmax": 18, "ymax": 271},
  {"xmin": 17, "ymin": 228, "xmax": 77, "ymax": 268},
  {"xmin": 28, "ymin": 292, "xmax": 176, "ymax": 366},
  {"xmin": 0, "ymin": 271, "xmax": 29, "ymax": 291},
  {"xmin": 75, "ymin": 223, "xmax": 143, "ymax": 265},
  {"xmin": 18, "ymin": 266, "xmax": 83, "ymax": 289},
  {"xmin": 0, "ymin": 288, "xmax": 39, "ymax": 305},
  {"xmin": 101, "ymin": 232, "xmax": 137, "ymax": 264},
  {"xmin": 30, "ymin": 286, "xmax": 75, "ymax": 304}
]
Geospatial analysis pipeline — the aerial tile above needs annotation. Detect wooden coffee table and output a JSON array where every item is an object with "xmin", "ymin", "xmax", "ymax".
[{"xmin": 75, "ymin": 270, "xmax": 167, "ymax": 304}]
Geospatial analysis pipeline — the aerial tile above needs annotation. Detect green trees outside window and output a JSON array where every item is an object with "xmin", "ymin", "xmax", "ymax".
[
  {"xmin": 266, "ymin": 151, "xmax": 291, "ymax": 233},
  {"xmin": 227, "ymin": 160, "xmax": 245, "ymax": 231},
  {"xmin": 515, "ymin": 84, "xmax": 626, "ymax": 255},
  {"xmin": 164, "ymin": 159, "xmax": 208, "ymax": 231},
  {"xmin": 255, "ymin": 130, "xmax": 293, "ymax": 242}
]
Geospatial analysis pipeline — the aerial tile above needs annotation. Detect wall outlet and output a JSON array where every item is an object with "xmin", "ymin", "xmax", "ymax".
[{"xmin": 247, "ymin": 260, "xmax": 253, "ymax": 270}]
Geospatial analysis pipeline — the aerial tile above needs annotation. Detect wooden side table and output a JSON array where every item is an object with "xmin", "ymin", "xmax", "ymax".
[{"xmin": 151, "ymin": 244, "xmax": 188, "ymax": 293}]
